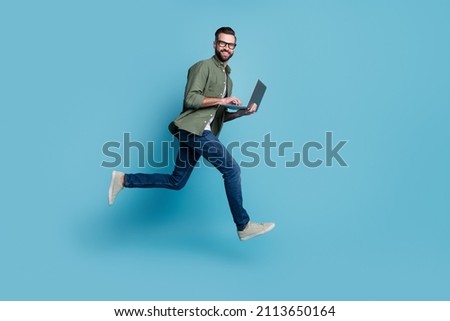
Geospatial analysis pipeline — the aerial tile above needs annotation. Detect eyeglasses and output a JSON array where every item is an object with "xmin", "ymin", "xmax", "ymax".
[{"xmin": 216, "ymin": 40, "xmax": 237, "ymax": 50}]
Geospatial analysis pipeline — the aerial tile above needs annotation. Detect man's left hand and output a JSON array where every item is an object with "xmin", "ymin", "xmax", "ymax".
[{"xmin": 238, "ymin": 103, "xmax": 257, "ymax": 116}]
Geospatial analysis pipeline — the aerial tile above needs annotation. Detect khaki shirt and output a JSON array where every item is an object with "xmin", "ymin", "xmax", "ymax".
[{"xmin": 169, "ymin": 56, "xmax": 233, "ymax": 136}]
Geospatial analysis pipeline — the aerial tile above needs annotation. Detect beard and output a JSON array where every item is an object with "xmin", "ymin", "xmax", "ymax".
[{"xmin": 215, "ymin": 48, "xmax": 233, "ymax": 62}]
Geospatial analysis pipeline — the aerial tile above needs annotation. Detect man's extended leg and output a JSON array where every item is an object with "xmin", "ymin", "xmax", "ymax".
[{"xmin": 108, "ymin": 138, "xmax": 200, "ymax": 205}]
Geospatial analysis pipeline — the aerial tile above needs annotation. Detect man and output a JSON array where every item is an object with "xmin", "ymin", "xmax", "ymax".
[{"xmin": 108, "ymin": 27, "xmax": 275, "ymax": 241}]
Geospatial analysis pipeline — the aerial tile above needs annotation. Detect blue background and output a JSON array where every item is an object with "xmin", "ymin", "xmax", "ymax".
[{"xmin": 1, "ymin": 0, "xmax": 449, "ymax": 300}]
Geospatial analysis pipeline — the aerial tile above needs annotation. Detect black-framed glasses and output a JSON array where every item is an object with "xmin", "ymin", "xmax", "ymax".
[{"xmin": 216, "ymin": 40, "xmax": 237, "ymax": 50}]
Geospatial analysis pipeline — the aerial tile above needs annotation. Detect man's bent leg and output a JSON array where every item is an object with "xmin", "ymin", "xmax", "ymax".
[{"xmin": 182, "ymin": 130, "xmax": 250, "ymax": 230}]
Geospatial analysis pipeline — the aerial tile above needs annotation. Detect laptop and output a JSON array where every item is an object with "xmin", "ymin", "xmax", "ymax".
[{"xmin": 222, "ymin": 79, "xmax": 267, "ymax": 111}]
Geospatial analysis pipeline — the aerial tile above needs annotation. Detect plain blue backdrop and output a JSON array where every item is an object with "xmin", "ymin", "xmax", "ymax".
[{"xmin": 1, "ymin": 0, "xmax": 449, "ymax": 300}]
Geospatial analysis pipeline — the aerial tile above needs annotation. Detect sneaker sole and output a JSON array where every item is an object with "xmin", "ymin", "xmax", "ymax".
[
  {"xmin": 239, "ymin": 223, "xmax": 276, "ymax": 241},
  {"xmin": 108, "ymin": 170, "xmax": 119, "ymax": 205}
]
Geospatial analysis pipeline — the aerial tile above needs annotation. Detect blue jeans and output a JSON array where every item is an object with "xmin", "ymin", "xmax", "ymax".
[{"xmin": 124, "ymin": 130, "xmax": 250, "ymax": 230}]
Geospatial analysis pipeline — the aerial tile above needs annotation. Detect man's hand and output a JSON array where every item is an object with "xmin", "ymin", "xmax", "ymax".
[
  {"xmin": 222, "ymin": 96, "xmax": 242, "ymax": 106},
  {"xmin": 237, "ymin": 103, "xmax": 257, "ymax": 116},
  {"xmin": 200, "ymin": 96, "xmax": 242, "ymax": 108},
  {"xmin": 224, "ymin": 103, "xmax": 257, "ymax": 122}
]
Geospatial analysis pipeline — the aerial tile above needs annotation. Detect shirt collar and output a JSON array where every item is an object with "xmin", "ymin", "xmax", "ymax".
[{"xmin": 212, "ymin": 55, "xmax": 232, "ymax": 74}]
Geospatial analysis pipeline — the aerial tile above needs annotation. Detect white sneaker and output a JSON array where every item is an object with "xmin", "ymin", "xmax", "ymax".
[
  {"xmin": 108, "ymin": 170, "xmax": 124, "ymax": 205},
  {"xmin": 238, "ymin": 221, "xmax": 275, "ymax": 241}
]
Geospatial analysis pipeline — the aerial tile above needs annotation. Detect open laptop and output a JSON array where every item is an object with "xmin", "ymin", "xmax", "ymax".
[{"xmin": 222, "ymin": 79, "xmax": 267, "ymax": 111}]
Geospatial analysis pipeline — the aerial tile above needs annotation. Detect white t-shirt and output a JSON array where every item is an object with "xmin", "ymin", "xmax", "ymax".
[{"xmin": 205, "ymin": 75, "xmax": 227, "ymax": 131}]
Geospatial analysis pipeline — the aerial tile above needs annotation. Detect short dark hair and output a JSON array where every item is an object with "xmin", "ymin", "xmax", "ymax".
[{"xmin": 215, "ymin": 26, "xmax": 237, "ymax": 42}]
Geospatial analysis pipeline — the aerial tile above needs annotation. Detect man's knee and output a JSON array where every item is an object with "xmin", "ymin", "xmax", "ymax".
[
  {"xmin": 223, "ymin": 159, "xmax": 241, "ymax": 178},
  {"xmin": 169, "ymin": 175, "xmax": 188, "ymax": 191}
]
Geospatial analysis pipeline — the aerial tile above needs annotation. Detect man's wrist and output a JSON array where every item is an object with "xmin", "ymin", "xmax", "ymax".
[{"xmin": 201, "ymin": 97, "xmax": 226, "ymax": 108}]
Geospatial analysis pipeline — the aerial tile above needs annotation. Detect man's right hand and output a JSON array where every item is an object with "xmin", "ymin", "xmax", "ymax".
[
  {"xmin": 201, "ymin": 96, "xmax": 242, "ymax": 108},
  {"xmin": 221, "ymin": 96, "xmax": 242, "ymax": 106}
]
